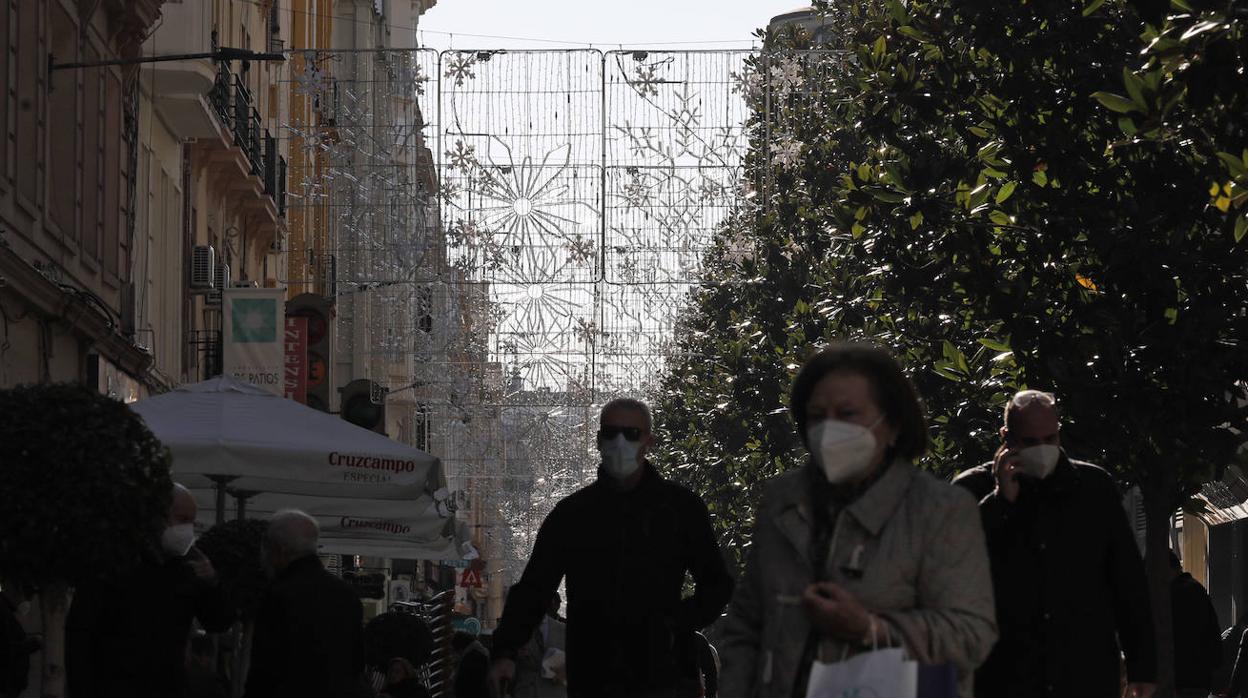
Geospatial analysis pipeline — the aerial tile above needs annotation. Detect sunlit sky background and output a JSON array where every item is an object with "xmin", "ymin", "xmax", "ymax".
[{"xmin": 416, "ymin": 0, "xmax": 808, "ymax": 51}]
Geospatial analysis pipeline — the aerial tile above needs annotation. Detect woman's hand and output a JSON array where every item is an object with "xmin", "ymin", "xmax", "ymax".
[{"xmin": 802, "ymin": 582, "xmax": 872, "ymax": 642}]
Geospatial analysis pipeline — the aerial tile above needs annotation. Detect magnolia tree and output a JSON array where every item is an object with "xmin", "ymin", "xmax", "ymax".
[
  {"xmin": 655, "ymin": 0, "xmax": 1248, "ymax": 689},
  {"xmin": 0, "ymin": 383, "xmax": 172, "ymax": 698}
]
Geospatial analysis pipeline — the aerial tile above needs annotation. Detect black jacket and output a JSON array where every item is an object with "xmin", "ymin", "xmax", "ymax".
[
  {"xmin": 955, "ymin": 456, "xmax": 1156, "ymax": 698},
  {"xmin": 66, "ymin": 551, "xmax": 232, "ymax": 698},
  {"xmin": 1, "ymin": 595, "xmax": 36, "ymax": 698},
  {"xmin": 493, "ymin": 462, "xmax": 734, "ymax": 696},
  {"xmin": 243, "ymin": 555, "xmax": 365, "ymax": 698},
  {"xmin": 1171, "ymin": 571, "xmax": 1221, "ymax": 690}
]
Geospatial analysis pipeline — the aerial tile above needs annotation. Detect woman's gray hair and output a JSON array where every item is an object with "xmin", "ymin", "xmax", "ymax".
[{"xmin": 267, "ymin": 509, "xmax": 320, "ymax": 557}]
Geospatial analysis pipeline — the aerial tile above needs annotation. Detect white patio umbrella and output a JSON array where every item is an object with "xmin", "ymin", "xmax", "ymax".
[{"xmin": 130, "ymin": 375, "xmax": 462, "ymax": 560}]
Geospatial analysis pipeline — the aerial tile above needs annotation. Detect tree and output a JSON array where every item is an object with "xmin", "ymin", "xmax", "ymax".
[
  {"xmin": 654, "ymin": 0, "xmax": 1248, "ymax": 690},
  {"xmin": 0, "ymin": 383, "xmax": 172, "ymax": 698}
]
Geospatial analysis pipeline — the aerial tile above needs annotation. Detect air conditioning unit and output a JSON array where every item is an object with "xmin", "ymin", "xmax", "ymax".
[
  {"xmin": 232, "ymin": 280, "xmax": 259, "ymax": 288},
  {"xmin": 190, "ymin": 246, "xmax": 216, "ymax": 290},
  {"xmin": 206, "ymin": 263, "xmax": 231, "ymax": 306}
]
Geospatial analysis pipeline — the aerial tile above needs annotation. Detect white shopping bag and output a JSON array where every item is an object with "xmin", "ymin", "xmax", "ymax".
[{"xmin": 806, "ymin": 647, "xmax": 919, "ymax": 698}]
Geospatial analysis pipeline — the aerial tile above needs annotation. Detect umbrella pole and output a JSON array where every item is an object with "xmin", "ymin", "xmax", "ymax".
[
  {"xmin": 232, "ymin": 490, "xmax": 259, "ymax": 521},
  {"xmin": 206, "ymin": 475, "xmax": 238, "ymax": 526}
]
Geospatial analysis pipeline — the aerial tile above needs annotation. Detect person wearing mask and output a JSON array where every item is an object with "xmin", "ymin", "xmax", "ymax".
[
  {"xmin": 67, "ymin": 483, "xmax": 231, "ymax": 698},
  {"xmin": 953, "ymin": 390, "xmax": 1156, "ymax": 698},
  {"xmin": 489, "ymin": 398, "xmax": 734, "ymax": 697},
  {"xmin": 718, "ymin": 343, "xmax": 997, "ymax": 698},
  {"xmin": 1169, "ymin": 552, "xmax": 1221, "ymax": 697},
  {"xmin": 244, "ymin": 510, "xmax": 365, "ymax": 698}
]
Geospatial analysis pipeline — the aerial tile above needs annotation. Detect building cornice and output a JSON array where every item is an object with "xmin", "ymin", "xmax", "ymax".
[{"xmin": 0, "ymin": 244, "xmax": 160, "ymax": 390}]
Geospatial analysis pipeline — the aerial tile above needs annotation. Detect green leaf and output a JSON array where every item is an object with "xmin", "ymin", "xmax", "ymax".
[
  {"xmin": 1235, "ymin": 214, "xmax": 1248, "ymax": 243},
  {"xmin": 1122, "ymin": 68, "xmax": 1147, "ymax": 108},
  {"xmin": 1091, "ymin": 91, "xmax": 1139, "ymax": 114},
  {"xmin": 1118, "ymin": 117, "xmax": 1138, "ymax": 136},
  {"xmin": 897, "ymin": 26, "xmax": 927, "ymax": 42},
  {"xmin": 873, "ymin": 36, "xmax": 887, "ymax": 63},
  {"xmin": 1082, "ymin": 0, "xmax": 1106, "ymax": 16},
  {"xmin": 1164, "ymin": 308, "xmax": 1179, "ymax": 324},
  {"xmin": 887, "ymin": 0, "xmax": 909, "ymax": 25},
  {"xmin": 968, "ymin": 126, "xmax": 991, "ymax": 138},
  {"xmin": 1171, "ymin": 0, "xmax": 1194, "ymax": 10},
  {"xmin": 978, "ymin": 338, "xmax": 1012, "ymax": 352},
  {"xmin": 1032, "ymin": 169, "xmax": 1049, "ymax": 187},
  {"xmin": 909, "ymin": 212, "xmax": 924, "ymax": 230},
  {"xmin": 995, "ymin": 181, "xmax": 1018, "ymax": 204},
  {"xmin": 1217, "ymin": 152, "xmax": 1248, "ymax": 178},
  {"xmin": 989, "ymin": 210, "xmax": 1014, "ymax": 226}
]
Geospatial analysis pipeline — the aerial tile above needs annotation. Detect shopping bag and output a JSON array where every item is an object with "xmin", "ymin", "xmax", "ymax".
[{"xmin": 805, "ymin": 647, "xmax": 918, "ymax": 698}]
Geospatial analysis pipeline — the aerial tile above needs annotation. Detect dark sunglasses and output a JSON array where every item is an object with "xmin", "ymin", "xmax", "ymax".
[{"xmin": 598, "ymin": 426, "xmax": 644, "ymax": 442}]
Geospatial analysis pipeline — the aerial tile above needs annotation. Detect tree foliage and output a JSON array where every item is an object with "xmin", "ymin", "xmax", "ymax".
[
  {"xmin": 654, "ymin": 0, "xmax": 1248, "ymax": 684},
  {"xmin": 0, "ymin": 383, "xmax": 173, "ymax": 589}
]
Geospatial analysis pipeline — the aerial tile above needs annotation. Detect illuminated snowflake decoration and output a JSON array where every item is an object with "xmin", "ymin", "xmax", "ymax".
[
  {"xmin": 769, "ymin": 56, "xmax": 806, "ymax": 100},
  {"xmin": 770, "ymin": 134, "xmax": 804, "ymax": 170},
  {"xmin": 447, "ymin": 140, "xmax": 478, "ymax": 172},
  {"xmin": 444, "ymin": 53, "xmax": 478, "ymax": 87}
]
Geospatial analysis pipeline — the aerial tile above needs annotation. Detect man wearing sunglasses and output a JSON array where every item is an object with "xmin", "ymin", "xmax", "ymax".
[
  {"xmin": 490, "ymin": 398, "xmax": 733, "ymax": 698},
  {"xmin": 953, "ymin": 391, "xmax": 1156, "ymax": 698}
]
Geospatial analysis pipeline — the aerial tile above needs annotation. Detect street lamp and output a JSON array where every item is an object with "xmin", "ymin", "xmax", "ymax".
[{"xmin": 48, "ymin": 47, "xmax": 286, "ymax": 91}]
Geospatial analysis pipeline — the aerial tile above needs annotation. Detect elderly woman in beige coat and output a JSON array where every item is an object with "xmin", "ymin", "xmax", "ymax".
[{"xmin": 719, "ymin": 344, "xmax": 996, "ymax": 698}]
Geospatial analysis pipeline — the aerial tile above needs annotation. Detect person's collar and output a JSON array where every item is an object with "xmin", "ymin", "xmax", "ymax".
[
  {"xmin": 278, "ymin": 553, "xmax": 322, "ymax": 580},
  {"xmin": 843, "ymin": 458, "xmax": 916, "ymax": 536},
  {"xmin": 1041, "ymin": 451, "xmax": 1078, "ymax": 492},
  {"xmin": 596, "ymin": 459, "xmax": 658, "ymax": 493}
]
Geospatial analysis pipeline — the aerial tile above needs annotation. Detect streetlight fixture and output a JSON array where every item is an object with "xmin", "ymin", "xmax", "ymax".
[{"xmin": 49, "ymin": 46, "xmax": 286, "ymax": 72}]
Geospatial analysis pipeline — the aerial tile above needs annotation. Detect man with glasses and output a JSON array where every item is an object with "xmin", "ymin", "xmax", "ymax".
[
  {"xmin": 953, "ymin": 391, "xmax": 1156, "ymax": 698},
  {"xmin": 489, "ymin": 398, "xmax": 733, "ymax": 698}
]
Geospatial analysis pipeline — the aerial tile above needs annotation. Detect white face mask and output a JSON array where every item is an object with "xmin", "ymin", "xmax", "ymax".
[
  {"xmin": 1017, "ymin": 444, "xmax": 1061, "ymax": 479},
  {"xmin": 599, "ymin": 434, "xmax": 642, "ymax": 480},
  {"xmin": 160, "ymin": 523, "xmax": 196, "ymax": 557},
  {"xmin": 809, "ymin": 417, "xmax": 882, "ymax": 484}
]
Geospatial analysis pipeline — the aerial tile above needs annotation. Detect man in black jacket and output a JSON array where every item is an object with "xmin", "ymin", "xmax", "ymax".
[
  {"xmin": 953, "ymin": 390, "xmax": 1156, "ymax": 698},
  {"xmin": 1169, "ymin": 552, "xmax": 1221, "ymax": 697},
  {"xmin": 67, "ymin": 483, "xmax": 232, "ymax": 698},
  {"xmin": 244, "ymin": 509, "xmax": 364, "ymax": 698},
  {"xmin": 490, "ymin": 398, "xmax": 734, "ymax": 698}
]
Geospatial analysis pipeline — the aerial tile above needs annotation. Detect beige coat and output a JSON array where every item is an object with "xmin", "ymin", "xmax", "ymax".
[{"xmin": 719, "ymin": 460, "xmax": 997, "ymax": 698}]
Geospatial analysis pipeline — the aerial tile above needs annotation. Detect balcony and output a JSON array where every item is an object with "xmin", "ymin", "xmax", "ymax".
[
  {"xmin": 187, "ymin": 330, "xmax": 223, "ymax": 382},
  {"xmin": 197, "ymin": 61, "xmax": 288, "ymax": 237}
]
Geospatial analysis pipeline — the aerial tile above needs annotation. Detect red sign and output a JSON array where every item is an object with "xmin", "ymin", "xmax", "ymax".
[
  {"xmin": 459, "ymin": 568, "xmax": 483, "ymax": 589},
  {"xmin": 284, "ymin": 317, "xmax": 308, "ymax": 403}
]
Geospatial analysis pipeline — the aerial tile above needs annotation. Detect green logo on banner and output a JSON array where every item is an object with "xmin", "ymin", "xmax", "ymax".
[{"xmin": 232, "ymin": 299, "xmax": 277, "ymax": 343}]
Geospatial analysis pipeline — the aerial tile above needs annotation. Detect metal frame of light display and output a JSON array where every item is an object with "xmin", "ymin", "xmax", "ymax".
[{"xmin": 281, "ymin": 48, "xmax": 838, "ymax": 570}]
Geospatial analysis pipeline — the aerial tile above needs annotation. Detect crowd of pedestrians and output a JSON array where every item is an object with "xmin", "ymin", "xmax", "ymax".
[{"xmin": 0, "ymin": 342, "xmax": 1243, "ymax": 698}]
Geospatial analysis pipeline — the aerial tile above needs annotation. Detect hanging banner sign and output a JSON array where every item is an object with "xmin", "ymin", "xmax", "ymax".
[
  {"xmin": 284, "ymin": 316, "xmax": 308, "ymax": 403},
  {"xmin": 223, "ymin": 287, "xmax": 286, "ymax": 394}
]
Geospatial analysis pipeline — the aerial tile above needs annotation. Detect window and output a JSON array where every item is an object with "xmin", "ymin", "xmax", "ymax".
[
  {"xmin": 15, "ymin": 0, "xmax": 42, "ymax": 204},
  {"xmin": 81, "ymin": 46, "xmax": 101, "ymax": 260},
  {"xmin": 414, "ymin": 403, "xmax": 432, "ymax": 452},
  {"xmin": 102, "ymin": 71, "xmax": 121, "ymax": 276},
  {"xmin": 48, "ymin": 4, "xmax": 77, "ymax": 238}
]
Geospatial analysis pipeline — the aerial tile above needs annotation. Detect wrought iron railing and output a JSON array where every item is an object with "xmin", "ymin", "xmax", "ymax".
[
  {"xmin": 210, "ymin": 62, "xmax": 287, "ymax": 217},
  {"xmin": 187, "ymin": 329, "xmax": 222, "ymax": 382}
]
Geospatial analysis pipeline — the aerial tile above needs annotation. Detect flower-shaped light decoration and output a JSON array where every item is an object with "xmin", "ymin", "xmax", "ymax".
[{"xmin": 770, "ymin": 134, "xmax": 805, "ymax": 171}]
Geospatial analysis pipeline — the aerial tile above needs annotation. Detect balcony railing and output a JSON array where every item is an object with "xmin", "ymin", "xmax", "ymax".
[
  {"xmin": 187, "ymin": 329, "xmax": 223, "ymax": 382},
  {"xmin": 210, "ymin": 61, "xmax": 287, "ymax": 218}
]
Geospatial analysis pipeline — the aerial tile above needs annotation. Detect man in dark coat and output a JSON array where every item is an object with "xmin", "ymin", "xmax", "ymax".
[
  {"xmin": 953, "ymin": 390, "xmax": 1156, "ymax": 698},
  {"xmin": 1, "ymin": 584, "xmax": 38, "ymax": 698},
  {"xmin": 490, "ymin": 398, "xmax": 734, "ymax": 698},
  {"xmin": 244, "ymin": 509, "xmax": 364, "ymax": 698},
  {"xmin": 67, "ymin": 483, "xmax": 232, "ymax": 698},
  {"xmin": 1169, "ymin": 552, "xmax": 1221, "ymax": 697}
]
